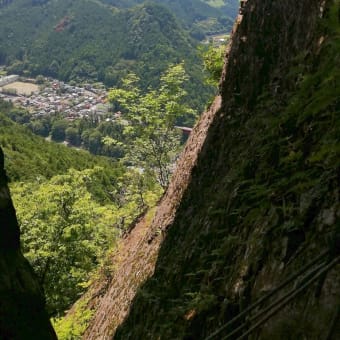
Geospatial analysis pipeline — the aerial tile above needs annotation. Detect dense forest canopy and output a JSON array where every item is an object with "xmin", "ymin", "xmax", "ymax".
[{"xmin": 101, "ymin": 0, "xmax": 238, "ymax": 32}]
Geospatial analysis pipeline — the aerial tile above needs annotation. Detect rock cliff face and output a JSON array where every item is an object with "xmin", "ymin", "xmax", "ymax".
[
  {"xmin": 113, "ymin": 0, "xmax": 340, "ymax": 338},
  {"xmin": 0, "ymin": 147, "xmax": 56, "ymax": 339}
]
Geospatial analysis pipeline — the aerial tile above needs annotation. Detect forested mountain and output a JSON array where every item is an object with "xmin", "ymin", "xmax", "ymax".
[
  {"xmin": 1, "ymin": 0, "xmax": 339, "ymax": 339},
  {"xmin": 0, "ymin": 0, "xmax": 237, "ymax": 109},
  {"xmin": 101, "ymin": 0, "xmax": 238, "ymax": 36},
  {"xmin": 0, "ymin": 0, "xmax": 192, "ymax": 82}
]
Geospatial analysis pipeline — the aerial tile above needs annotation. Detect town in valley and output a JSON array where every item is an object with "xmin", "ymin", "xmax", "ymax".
[{"xmin": 0, "ymin": 74, "xmax": 109, "ymax": 121}]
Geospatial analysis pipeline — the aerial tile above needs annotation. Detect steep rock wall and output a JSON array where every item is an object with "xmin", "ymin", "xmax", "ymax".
[
  {"xmin": 0, "ymin": 147, "xmax": 56, "ymax": 339},
  {"xmin": 114, "ymin": 0, "xmax": 340, "ymax": 338}
]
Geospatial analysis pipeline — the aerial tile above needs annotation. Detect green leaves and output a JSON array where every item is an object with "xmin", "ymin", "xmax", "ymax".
[
  {"xmin": 108, "ymin": 63, "xmax": 197, "ymax": 188},
  {"xmin": 10, "ymin": 162, "xmax": 160, "ymax": 317},
  {"xmin": 12, "ymin": 168, "xmax": 119, "ymax": 316},
  {"xmin": 200, "ymin": 42, "xmax": 226, "ymax": 86}
]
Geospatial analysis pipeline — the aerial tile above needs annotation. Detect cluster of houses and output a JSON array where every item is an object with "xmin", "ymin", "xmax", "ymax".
[{"xmin": 0, "ymin": 77, "xmax": 109, "ymax": 120}]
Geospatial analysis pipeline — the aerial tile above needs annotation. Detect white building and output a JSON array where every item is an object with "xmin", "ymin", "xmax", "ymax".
[{"xmin": 0, "ymin": 75, "xmax": 19, "ymax": 87}]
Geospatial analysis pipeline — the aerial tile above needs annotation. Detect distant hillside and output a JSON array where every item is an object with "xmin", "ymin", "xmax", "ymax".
[
  {"xmin": 0, "ymin": 0, "xmax": 217, "ymax": 109},
  {"xmin": 0, "ymin": 109, "xmax": 122, "ymax": 183},
  {"xmin": 155, "ymin": 0, "xmax": 238, "ymax": 39},
  {"xmin": 101, "ymin": 0, "xmax": 238, "ymax": 36}
]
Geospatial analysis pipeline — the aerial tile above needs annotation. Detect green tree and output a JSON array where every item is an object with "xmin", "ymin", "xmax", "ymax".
[
  {"xmin": 12, "ymin": 168, "xmax": 119, "ymax": 316},
  {"xmin": 201, "ymin": 43, "xmax": 226, "ymax": 86},
  {"xmin": 29, "ymin": 120, "xmax": 49, "ymax": 137},
  {"xmin": 51, "ymin": 120, "xmax": 68, "ymax": 142},
  {"xmin": 108, "ymin": 63, "xmax": 196, "ymax": 188},
  {"xmin": 65, "ymin": 127, "xmax": 80, "ymax": 146},
  {"xmin": 88, "ymin": 130, "xmax": 103, "ymax": 154},
  {"xmin": 36, "ymin": 75, "xmax": 46, "ymax": 84},
  {"xmin": 7, "ymin": 108, "xmax": 30, "ymax": 124}
]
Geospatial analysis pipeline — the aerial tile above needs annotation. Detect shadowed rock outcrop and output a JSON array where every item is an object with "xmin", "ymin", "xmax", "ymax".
[
  {"xmin": 114, "ymin": 0, "xmax": 340, "ymax": 338},
  {"xmin": 0, "ymin": 147, "xmax": 56, "ymax": 339}
]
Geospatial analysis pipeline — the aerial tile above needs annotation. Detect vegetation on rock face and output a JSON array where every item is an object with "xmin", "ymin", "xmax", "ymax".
[
  {"xmin": 200, "ymin": 41, "xmax": 228, "ymax": 85},
  {"xmin": 114, "ymin": 0, "xmax": 340, "ymax": 339},
  {"xmin": 52, "ymin": 296, "xmax": 94, "ymax": 339}
]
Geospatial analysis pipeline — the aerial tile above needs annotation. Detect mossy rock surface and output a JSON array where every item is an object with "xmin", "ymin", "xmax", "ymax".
[{"xmin": 114, "ymin": 0, "xmax": 340, "ymax": 339}]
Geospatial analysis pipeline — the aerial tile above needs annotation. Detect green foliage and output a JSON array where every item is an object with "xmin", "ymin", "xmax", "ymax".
[
  {"xmin": 200, "ymin": 43, "xmax": 227, "ymax": 85},
  {"xmin": 28, "ymin": 119, "xmax": 50, "ymax": 137},
  {"xmin": 12, "ymin": 165, "xmax": 161, "ymax": 316},
  {"xmin": 0, "ymin": 111, "xmax": 123, "ymax": 183},
  {"xmin": 11, "ymin": 168, "xmax": 119, "ymax": 315},
  {"xmin": 51, "ymin": 119, "xmax": 68, "ymax": 142},
  {"xmin": 102, "ymin": 0, "xmax": 238, "ymax": 33},
  {"xmin": 2, "ymin": 104, "xmax": 127, "ymax": 158},
  {"xmin": 0, "ymin": 107, "xmax": 162, "ymax": 317},
  {"xmin": 108, "ymin": 63, "xmax": 197, "ymax": 188},
  {"xmin": 52, "ymin": 297, "xmax": 94, "ymax": 339},
  {"xmin": 5, "ymin": 107, "xmax": 30, "ymax": 124},
  {"xmin": 65, "ymin": 127, "xmax": 81, "ymax": 146}
]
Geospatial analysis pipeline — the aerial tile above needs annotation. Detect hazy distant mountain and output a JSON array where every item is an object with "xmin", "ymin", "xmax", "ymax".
[{"xmin": 101, "ymin": 0, "xmax": 238, "ymax": 36}]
